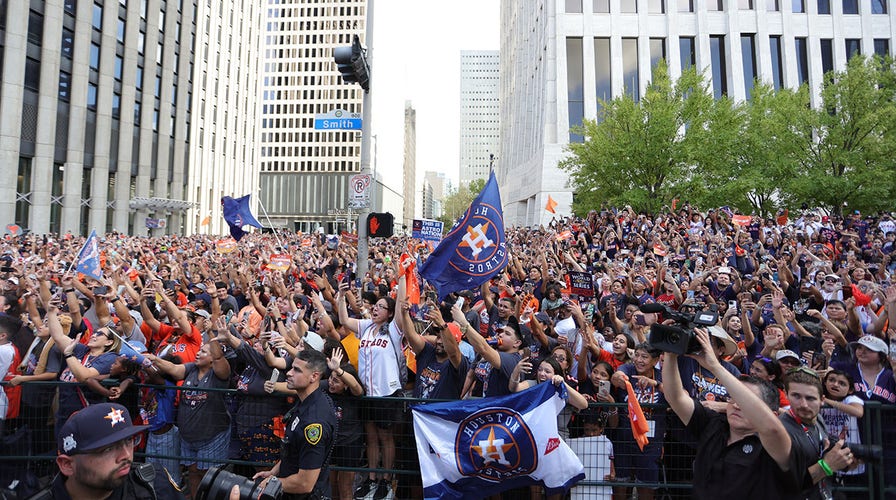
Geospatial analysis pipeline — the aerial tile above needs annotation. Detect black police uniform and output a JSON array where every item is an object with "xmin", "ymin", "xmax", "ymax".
[
  {"xmin": 278, "ymin": 386, "xmax": 337, "ymax": 500},
  {"xmin": 29, "ymin": 462, "xmax": 184, "ymax": 500}
]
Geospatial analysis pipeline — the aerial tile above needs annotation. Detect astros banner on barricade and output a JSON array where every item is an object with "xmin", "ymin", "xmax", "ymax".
[{"xmin": 411, "ymin": 382, "xmax": 585, "ymax": 500}]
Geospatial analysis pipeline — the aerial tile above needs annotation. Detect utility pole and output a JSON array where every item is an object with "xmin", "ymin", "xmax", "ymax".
[{"xmin": 334, "ymin": 0, "xmax": 375, "ymax": 279}]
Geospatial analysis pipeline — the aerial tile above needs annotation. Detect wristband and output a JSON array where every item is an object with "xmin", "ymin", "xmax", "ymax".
[
  {"xmin": 817, "ymin": 459, "xmax": 834, "ymax": 477},
  {"xmin": 337, "ymin": 369, "xmax": 345, "ymax": 377},
  {"xmin": 64, "ymin": 353, "xmax": 74, "ymax": 360},
  {"xmin": 63, "ymin": 288, "xmax": 75, "ymax": 293}
]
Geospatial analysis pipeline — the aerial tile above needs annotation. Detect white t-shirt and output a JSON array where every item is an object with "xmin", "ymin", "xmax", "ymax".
[
  {"xmin": 820, "ymin": 394, "xmax": 864, "ymax": 476},
  {"xmin": 568, "ymin": 435, "xmax": 613, "ymax": 499},
  {"xmin": 0, "ymin": 343, "xmax": 15, "ymax": 419},
  {"xmin": 356, "ymin": 318, "xmax": 405, "ymax": 397}
]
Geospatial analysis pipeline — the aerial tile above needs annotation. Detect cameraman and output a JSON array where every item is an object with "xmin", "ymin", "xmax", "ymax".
[
  {"xmin": 662, "ymin": 328, "xmax": 805, "ymax": 499},
  {"xmin": 781, "ymin": 369, "xmax": 855, "ymax": 499}
]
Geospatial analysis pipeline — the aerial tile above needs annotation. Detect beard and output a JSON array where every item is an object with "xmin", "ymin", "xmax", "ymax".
[{"xmin": 73, "ymin": 460, "xmax": 131, "ymax": 491}]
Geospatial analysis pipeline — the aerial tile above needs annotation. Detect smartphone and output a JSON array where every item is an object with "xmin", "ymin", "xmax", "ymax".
[
  {"xmin": 799, "ymin": 335, "xmax": 823, "ymax": 355},
  {"xmin": 728, "ymin": 300, "xmax": 737, "ymax": 312},
  {"xmin": 93, "ymin": 286, "xmax": 109, "ymax": 296},
  {"xmin": 634, "ymin": 314, "xmax": 647, "ymax": 326},
  {"xmin": 225, "ymin": 309, "xmax": 234, "ymax": 324},
  {"xmin": 354, "ymin": 278, "xmax": 361, "ymax": 288},
  {"xmin": 455, "ymin": 297, "xmax": 465, "ymax": 310},
  {"xmin": 268, "ymin": 368, "xmax": 280, "ymax": 384},
  {"xmin": 598, "ymin": 380, "xmax": 611, "ymax": 397},
  {"xmin": 686, "ymin": 290, "xmax": 695, "ymax": 300}
]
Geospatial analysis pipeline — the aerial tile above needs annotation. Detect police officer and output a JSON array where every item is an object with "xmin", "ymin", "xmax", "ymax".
[
  {"xmin": 31, "ymin": 402, "xmax": 183, "ymax": 499},
  {"xmin": 254, "ymin": 349, "xmax": 336, "ymax": 500}
]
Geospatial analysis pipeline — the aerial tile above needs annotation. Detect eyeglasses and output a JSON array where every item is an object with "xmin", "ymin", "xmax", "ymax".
[
  {"xmin": 372, "ymin": 303, "xmax": 388, "ymax": 311},
  {"xmin": 787, "ymin": 366, "xmax": 820, "ymax": 379},
  {"xmin": 552, "ymin": 355, "xmax": 568, "ymax": 362},
  {"xmin": 824, "ymin": 278, "xmax": 839, "ymax": 283},
  {"xmin": 92, "ymin": 330, "xmax": 110, "ymax": 338}
]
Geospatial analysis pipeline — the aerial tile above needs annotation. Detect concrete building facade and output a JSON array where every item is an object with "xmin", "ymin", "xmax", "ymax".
[
  {"xmin": 459, "ymin": 50, "xmax": 500, "ymax": 186},
  {"xmin": 257, "ymin": 0, "xmax": 367, "ymax": 234},
  {"xmin": 1, "ymin": 0, "xmax": 262, "ymax": 236},
  {"xmin": 498, "ymin": 0, "xmax": 895, "ymax": 227}
]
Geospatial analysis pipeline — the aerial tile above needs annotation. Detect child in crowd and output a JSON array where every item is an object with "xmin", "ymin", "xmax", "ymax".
[
  {"xmin": 86, "ymin": 354, "xmax": 142, "ymax": 419},
  {"xmin": 820, "ymin": 369, "xmax": 866, "ymax": 499},
  {"xmin": 568, "ymin": 411, "xmax": 614, "ymax": 500}
]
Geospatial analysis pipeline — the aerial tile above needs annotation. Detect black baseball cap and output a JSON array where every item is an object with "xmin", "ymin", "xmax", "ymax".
[{"xmin": 58, "ymin": 403, "xmax": 148, "ymax": 455}]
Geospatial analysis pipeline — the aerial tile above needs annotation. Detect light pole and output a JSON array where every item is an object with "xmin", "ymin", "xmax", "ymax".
[{"xmin": 356, "ymin": 0, "xmax": 375, "ymax": 280}]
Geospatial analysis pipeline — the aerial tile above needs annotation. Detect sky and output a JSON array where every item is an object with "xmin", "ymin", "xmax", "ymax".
[{"xmin": 366, "ymin": 0, "xmax": 500, "ymax": 196}]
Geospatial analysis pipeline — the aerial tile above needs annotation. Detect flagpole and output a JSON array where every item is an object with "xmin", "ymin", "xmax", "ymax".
[
  {"xmin": 254, "ymin": 191, "xmax": 285, "ymax": 249},
  {"xmin": 65, "ymin": 230, "xmax": 94, "ymax": 275}
]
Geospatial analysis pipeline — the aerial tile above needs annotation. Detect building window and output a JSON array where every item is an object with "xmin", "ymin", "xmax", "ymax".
[
  {"xmin": 648, "ymin": 0, "xmax": 665, "ymax": 13},
  {"xmin": 594, "ymin": 0, "xmax": 609, "ymax": 13},
  {"xmin": 565, "ymin": 0, "xmax": 582, "ymax": 13},
  {"xmin": 739, "ymin": 0, "xmax": 754, "ymax": 8},
  {"xmin": 792, "ymin": 0, "xmax": 805, "ymax": 12},
  {"xmin": 117, "ymin": 18, "xmax": 125, "ymax": 43},
  {"xmin": 871, "ymin": 0, "xmax": 887, "ymax": 14},
  {"xmin": 710, "ymin": 35, "xmax": 727, "ymax": 98},
  {"xmin": 16, "ymin": 157, "xmax": 32, "ymax": 227},
  {"xmin": 58, "ymin": 70, "xmax": 72, "ymax": 100},
  {"xmin": 90, "ymin": 42, "xmax": 100, "ymax": 70},
  {"xmin": 112, "ymin": 92, "xmax": 121, "ymax": 119},
  {"xmin": 679, "ymin": 0, "xmax": 694, "ymax": 11},
  {"xmin": 136, "ymin": 66, "xmax": 143, "ymax": 90},
  {"xmin": 87, "ymin": 82, "xmax": 98, "ymax": 110},
  {"xmin": 621, "ymin": 0, "xmax": 638, "ymax": 13},
  {"xmin": 566, "ymin": 37, "xmax": 585, "ymax": 143},
  {"xmin": 114, "ymin": 55, "xmax": 123, "ymax": 80},
  {"xmin": 622, "ymin": 38, "xmax": 639, "ymax": 101},
  {"xmin": 845, "ymin": 38, "xmax": 861, "ymax": 60},
  {"xmin": 27, "ymin": 9, "xmax": 43, "ymax": 46},
  {"xmin": 24, "ymin": 57, "xmax": 41, "ymax": 90},
  {"xmin": 795, "ymin": 37, "xmax": 809, "ymax": 85},
  {"xmin": 767, "ymin": 0, "xmax": 779, "ymax": 10},
  {"xmin": 820, "ymin": 39, "xmax": 834, "ymax": 77},
  {"xmin": 594, "ymin": 38, "xmax": 611, "ymax": 113},
  {"xmin": 842, "ymin": 0, "xmax": 858, "ymax": 14},
  {"xmin": 92, "ymin": 3, "xmax": 103, "ymax": 30},
  {"xmin": 707, "ymin": 0, "xmax": 723, "ymax": 10},
  {"xmin": 679, "ymin": 36, "xmax": 695, "ymax": 70},
  {"xmin": 61, "ymin": 28, "xmax": 75, "ymax": 57},
  {"xmin": 874, "ymin": 39, "xmax": 890, "ymax": 57},
  {"xmin": 741, "ymin": 34, "xmax": 757, "ymax": 99},
  {"xmin": 817, "ymin": 0, "xmax": 831, "ymax": 13},
  {"xmin": 770, "ymin": 36, "xmax": 784, "ymax": 90},
  {"xmin": 650, "ymin": 38, "xmax": 666, "ymax": 70},
  {"xmin": 134, "ymin": 101, "xmax": 142, "ymax": 126}
]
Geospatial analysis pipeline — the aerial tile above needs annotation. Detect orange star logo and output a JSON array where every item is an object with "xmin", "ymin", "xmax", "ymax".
[
  {"xmin": 104, "ymin": 408, "xmax": 125, "ymax": 427},
  {"xmin": 471, "ymin": 426, "xmax": 514, "ymax": 466}
]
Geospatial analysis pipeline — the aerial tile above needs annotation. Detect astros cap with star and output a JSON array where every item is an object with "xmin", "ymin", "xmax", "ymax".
[{"xmin": 58, "ymin": 403, "xmax": 148, "ymax": 455}]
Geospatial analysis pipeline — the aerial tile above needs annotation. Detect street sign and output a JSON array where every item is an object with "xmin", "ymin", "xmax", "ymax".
[
  {"xmin": 348, "ymin": 173, "xmax": 371, "ymax": 209},
  {"xmin": 314, "ymin": 108, "xmax": 362, "ymax": 130}
]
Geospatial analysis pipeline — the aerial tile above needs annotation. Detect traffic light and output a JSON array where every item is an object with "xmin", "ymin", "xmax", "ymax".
[
  {"xmin": 333, "ymin": 34, "xmax": 370, "ymax": 91},
  {"xmin": 367, "ymin": 213, "xmax": 393, "ymax": 238}
]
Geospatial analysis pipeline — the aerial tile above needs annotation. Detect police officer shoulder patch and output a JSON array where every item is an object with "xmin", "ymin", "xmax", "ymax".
[{"xmin": 304, "ymin": 423, "xmax": 322, "ymax": 445}]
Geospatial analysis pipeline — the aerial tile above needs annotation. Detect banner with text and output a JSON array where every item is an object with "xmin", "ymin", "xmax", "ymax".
[
  {"xmin": 412, "ymin": 219, "xmax": 444, "ymax": 242},
  {"xmin": 567, "ymin": 271, "xmax": 595, "ymax": 297}
]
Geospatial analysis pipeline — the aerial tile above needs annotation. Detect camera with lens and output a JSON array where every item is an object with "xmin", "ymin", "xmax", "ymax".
[
  {"xmin": 641, "ymin": 303, "xmax": 719, "ymax": 356},
  {"xmin": 196, "ymin": 466, "xmax": 282, "ymax": 500},
  {"xmin": 846, "ymin": 443, "xmax": 883, "ymax": 462}
]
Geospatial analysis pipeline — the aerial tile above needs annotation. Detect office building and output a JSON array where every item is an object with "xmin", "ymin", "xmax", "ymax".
[
  {"xmin": 498, "ymin": 0, "xmax": 895, "ymax": 227},
  {"xmin": 1, "ymin": 0, "xmax": 263, "ymax": 236},
  {"xmin": 459, "ymin": 50, "xmax": 500, "ymax": 186},
  {"xmin": 257, "ymin": 0, "xmax": 367, "ymax": 234},
  {"xmin": 421, "ymin": 170, "xmax": 446, "ymax": 219},
  {"xmin": 402, "ymin": 100, "xmax": 416, "ymax": 229}
]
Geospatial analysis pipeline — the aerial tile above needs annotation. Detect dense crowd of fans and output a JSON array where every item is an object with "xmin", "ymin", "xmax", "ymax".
[{"xmin": 0, "ymin": 204, "xmax": 894, "ymax": 499}]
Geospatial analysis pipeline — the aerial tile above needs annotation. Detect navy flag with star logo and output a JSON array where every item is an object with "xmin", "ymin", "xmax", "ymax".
[
  {"xmin": 420, "ymin": 172, "xmax": 507, "ymax": 300},
  {"xmin": 221, "ymin": 194, "xmax": 263, "ymax": 241}
]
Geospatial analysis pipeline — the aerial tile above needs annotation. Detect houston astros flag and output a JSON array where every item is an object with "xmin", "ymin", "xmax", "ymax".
[
  {"xmin": 412, "ymin": 382, "xmax": 585, "ymax": 499},
  {"xmin": 419, "ymin": 171, "xmax": 507, "ymax": 300},
  {"xmin": 221, "ymin": 195, "xmax": 263, "ymax": 241}
]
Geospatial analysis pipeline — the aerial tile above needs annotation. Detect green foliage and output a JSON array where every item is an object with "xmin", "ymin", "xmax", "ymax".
[{"xmin": 560, "ymin": 57, "xmax": 896, "ymax": 216}]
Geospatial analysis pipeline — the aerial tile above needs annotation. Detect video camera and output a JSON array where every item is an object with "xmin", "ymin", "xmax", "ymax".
[{"xmin": 640, "ymin": 302, "xmax": 719, "ymax": 356}]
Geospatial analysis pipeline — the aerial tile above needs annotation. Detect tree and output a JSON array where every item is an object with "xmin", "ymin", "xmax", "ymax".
[
  {"xmin": 436, "ymin": 178, "xmax": 487, "ymax": 228},
  {"xmin": 560, "ymin": 61, "xmax": 734, "ymax": 214},
  {"xmin": 791, "ymin": 56, "xmax": 896, "ymax": 215},
  {"xmin": 699, "ymin": 82, "xmax": 812, "ymax": 217}
]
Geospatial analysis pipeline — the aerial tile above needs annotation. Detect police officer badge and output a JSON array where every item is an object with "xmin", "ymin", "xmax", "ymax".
[{"xmin": 304, "ymin": 423, "xmax": 322, "ymax": 445}]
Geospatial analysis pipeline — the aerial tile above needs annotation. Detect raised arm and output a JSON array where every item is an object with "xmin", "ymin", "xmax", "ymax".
[
  {"xmin": 661, "ymin": 352, "xmax": 696, "ymax": 425},
  {"xmin": 452, "ymin": 302, "xmax": 501, "ymax": 367},
  {"xmin": 336, "ymin": 282, "xmax": 360, "ymax": 334}
]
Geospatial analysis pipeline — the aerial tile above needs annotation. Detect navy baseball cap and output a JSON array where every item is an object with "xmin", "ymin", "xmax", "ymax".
[{"xmin": 58, "ymin": 403, "xmax": 148, "ymax": 455}]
